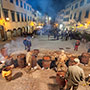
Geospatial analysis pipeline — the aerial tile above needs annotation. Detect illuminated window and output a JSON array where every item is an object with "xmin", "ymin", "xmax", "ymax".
[
  {"xmin": 20, "ymin": 0, "xmax": 23, "ymax": 8},
  {"xmin": 80, "ymin": 0, "xmax": 85, "ymax": 7},
  {"xmin": 87, "ymin": 0, "xmax": 90, "ymax": 3},
  {"xmin": 74, "ymin": 13, "xmax": 76, "ymax": 19},
  {"xmin": 24, "ymin": 3, "xmax": 26, "ymax": 9},
  {"xmin": 21, "ymin": 13, "xmax": 23, "ymax": 21},
  {"xmin": 70, "ymin": 14, "xmax": 72, "ymax": 19},
  {"xmin": 3, "ymin": 9, "xmax": 8, "ymax": 19},
  {"xmin": 17, "ymin": 12, "xmax": 20, "ymax": 21},
  {"xmin": 85, "ymin": 10, "xmax": 89, "ymax": 18},
  {"xmin": 11, "ymin": 11, "xmax": 15, "ymax": 22},
  {"xmin": 10, "ymin": 0, "xmax": 13, "ymax": 3},
  {"xmin": 75, "ymin": 3, "xmax": 78, "ymax": 9},
  {"xmin": 78, "ymin": 11, "xmax": 82, "ymax": 21}
]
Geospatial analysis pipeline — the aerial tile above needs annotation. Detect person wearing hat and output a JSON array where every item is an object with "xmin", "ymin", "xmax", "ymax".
[{"xmin": 65, "ymin": 58, "xmax": 85, "ymax": 90}]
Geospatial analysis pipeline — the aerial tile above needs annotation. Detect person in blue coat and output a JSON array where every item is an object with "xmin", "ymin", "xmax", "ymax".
[
  {"xmin": 23, "ymin": 38, "xmax": 28, "ymax": 50},
  {"xmin": 27, "ymin": 37, "xmax": 32, "ymax": 52}
]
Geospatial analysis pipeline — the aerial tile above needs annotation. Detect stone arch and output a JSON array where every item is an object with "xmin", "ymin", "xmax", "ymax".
[
  {"xmin": 17, "ymin": 27, "xmax": 22, "ymax": 36},
  {"xmin": 13, "ymin": 28, "xmax": 17, "ymax": 37},
  {"xmin": 22, "ymin": 27, "xmax": 25, "ymax": 33},
  {"xmin": 6, "ymin": 29, "xmax": 12, "ymax": 40}
]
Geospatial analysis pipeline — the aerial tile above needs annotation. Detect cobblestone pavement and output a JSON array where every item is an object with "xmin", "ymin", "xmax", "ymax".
[{"xmin": 0, "ymin": 35, "xmax": 88, "ymax": 55}]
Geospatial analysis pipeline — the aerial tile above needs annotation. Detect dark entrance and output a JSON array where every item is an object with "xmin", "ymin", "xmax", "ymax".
[{"xmin": 0, "ymin": 25, "xmax": 5, "ymax": 40}]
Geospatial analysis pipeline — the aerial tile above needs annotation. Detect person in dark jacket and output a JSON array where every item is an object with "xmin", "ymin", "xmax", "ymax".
[
  {"xmin": 27, "ymin": 37, "xmax": 32, "ymax": 52},
  {"xmin": 23, "ymin": 38, "xmax": 28, "ymax": 50}
]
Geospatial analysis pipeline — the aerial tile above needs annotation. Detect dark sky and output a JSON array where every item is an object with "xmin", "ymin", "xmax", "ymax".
[{"xmin": 27, "ymin": 0, "xmax": 73, "ymax": 17}]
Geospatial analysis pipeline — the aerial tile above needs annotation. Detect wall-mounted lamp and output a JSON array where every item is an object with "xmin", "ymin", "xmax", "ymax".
[{"xmin": 6, "ymin": 17, "xmax": 9, "ymax": 21}]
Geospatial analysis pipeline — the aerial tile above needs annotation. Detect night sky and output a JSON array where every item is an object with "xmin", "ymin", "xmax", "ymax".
[{"xmin": 27, "ymin": 0, "xmax": 73, "ymax": 17}]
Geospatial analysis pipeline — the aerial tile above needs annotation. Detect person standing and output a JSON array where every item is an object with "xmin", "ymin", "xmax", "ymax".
[
  {"xmin": 23, "ymin": 38, "xmax": 28, "ymax": 50},
  {"xmin": 74, "ymin": 40, "xmax": 80, "ymax": 51},
  {"xmin": 27, "ymin": 37, "xmax": 32, "ymax": 52},
  {"xmin": 69, "ymin": 30, "xmax": 73, "ymax": 40},
  {"xmin": 65, "ymin": 58, "xmax": 85, "ymax": 90}
]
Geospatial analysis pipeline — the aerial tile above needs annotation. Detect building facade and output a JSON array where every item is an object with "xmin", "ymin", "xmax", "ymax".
[
  {"xmin": 56, "ymin": 9, "xmax": 64, "ymax": 24},
  {"xmin": 56, "ymin": 9, "xmax": 65, "ymax": 30},
  {"xmin": 57, "ymin": 0, "xmax": 90, "ymax": 33},
  {"xmin": 0, "ymin": 0, "xmax": 38, "ymax": 40}
]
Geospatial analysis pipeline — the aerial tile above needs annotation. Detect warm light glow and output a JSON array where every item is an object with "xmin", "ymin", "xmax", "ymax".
[
  {"xmin": 0, "ymin": 18, "xmax": 6, "ymax": 26},
  {"xmin": 59, "ymin": 24, "xmax": 63, "ymax": 29},
  {"xmin": 38, "ymin": 22, "xmax": 44, "ymax": 26},
  {"xmin": 84, "ymin": 23, "xmax": 89, "ymax": 29},
  {"xmin": 87, "ymin": 21, "xmax": 90, "ymax": 24},
  {"xmin": 76, "ymin": 23, "xmax": 83, "ymax": 28},
  {"xmin": 54, "ymin": 23, "xmax": 59, "ymax": 28},
  {"xmin": 30, "ymin": 21, "xmax": 35, "ymax": 26},
  {"xmin": 49, "ymin": 17, "xmax": 51, "ymax": 21},
  {"xmin": 6, "ymin": 17, "xmax": 9, "ymax": 21}
]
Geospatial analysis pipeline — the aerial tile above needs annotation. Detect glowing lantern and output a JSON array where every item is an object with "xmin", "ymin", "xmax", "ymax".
[{"xmin": 30, "ymin": 21, "xmax": 35, "ymax": 26}]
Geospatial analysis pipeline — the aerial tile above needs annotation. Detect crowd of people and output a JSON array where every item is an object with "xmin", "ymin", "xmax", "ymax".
[{"xmin": 48, "ymin": 28, "xmax": 82, "ymax": 41}]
